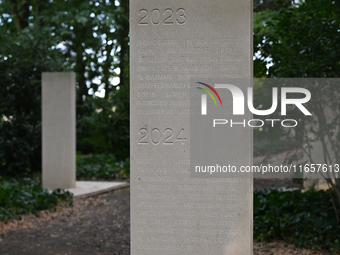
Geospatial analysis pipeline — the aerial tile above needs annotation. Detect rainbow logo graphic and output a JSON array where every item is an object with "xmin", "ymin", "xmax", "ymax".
[{"xmin": 196, "ymin": 82, "xmax": 222, "ymax": 115}]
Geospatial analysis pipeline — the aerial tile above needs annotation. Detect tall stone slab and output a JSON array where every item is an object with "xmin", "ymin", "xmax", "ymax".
[
  {"xmin": 42, "ymin": 72, "xmax": 76, "ymax": 189},
  {"xmin": 130, "ymin": 1, "xmax": 253, "ymax": 254}
]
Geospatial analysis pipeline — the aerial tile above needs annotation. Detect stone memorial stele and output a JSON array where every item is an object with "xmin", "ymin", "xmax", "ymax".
[
  {"xmin": 130, "ymin": 1, "xmax": 253, "ymax": 254},
  {"xmin": 42, "ymin": 72, "xmax": 76, "ymax": 190}
]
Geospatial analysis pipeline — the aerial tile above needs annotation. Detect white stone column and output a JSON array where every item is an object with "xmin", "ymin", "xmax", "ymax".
[
  {"xmin": 42, "ymin": 72, "xmax": 76, "ymax": 189},
  {"xmin": 130, "ymin": 1, "xmax": 253, "ymax": 254}
]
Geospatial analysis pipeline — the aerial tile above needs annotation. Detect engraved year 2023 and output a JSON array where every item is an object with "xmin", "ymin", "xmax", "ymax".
[{"xmin": 138, "ymin": 8, "xmax": 186, "ymax": 26}]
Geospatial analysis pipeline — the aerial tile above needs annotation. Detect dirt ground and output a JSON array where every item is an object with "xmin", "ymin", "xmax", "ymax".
[
  {"xmin": 0, "ymin": 188, "xmax": 130, "ymax": 255},
  {"xmin": 0, "ymin": 182, "xmax": 327, "ymax": 255}
]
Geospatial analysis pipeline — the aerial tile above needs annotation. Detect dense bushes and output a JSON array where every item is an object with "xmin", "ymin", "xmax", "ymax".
[
  {"xmin": 77, "ymin": 86, "xmax": 130, "ymax": 160},
  {"xmin": 254, "ymin": 188, "xmax": 340, "ymax": 253},
  {"xmin": 0, "ymin": 177, "xmax": 72, "ymax": 222},
  {"xmin": 76, "ymin": 153, "xmax": 129, "ymax": 180},
  {"xmin": 0, "ymin": 35, "xmax": 66, "ymax": 177}
]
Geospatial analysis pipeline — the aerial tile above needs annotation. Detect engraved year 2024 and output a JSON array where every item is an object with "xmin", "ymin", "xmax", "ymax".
[{"xmin": 138, "ymin": 127, "xmax": 186, "ymax": 145}]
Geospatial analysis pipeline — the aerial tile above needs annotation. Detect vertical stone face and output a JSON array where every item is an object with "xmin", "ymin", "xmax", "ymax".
[
  {"xmin": 130, "ymin": 1, "xmax": 252, "ymax": 254},
  {"xmin": 42, "ymin": 72, "xmax": 76, "ymax": 190}
]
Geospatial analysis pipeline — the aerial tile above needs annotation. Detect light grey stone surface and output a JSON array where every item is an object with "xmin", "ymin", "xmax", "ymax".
[
  {"xmin": 65, "ymin": 181, "xmax": 129, "ymax": 198},
  {"xmin": 130, "ymin": 1, "xmax": 253, "ymax": 254},
  {"xmin": 42, "ymin": 72, "xmax": 76, "ymax": 189}
]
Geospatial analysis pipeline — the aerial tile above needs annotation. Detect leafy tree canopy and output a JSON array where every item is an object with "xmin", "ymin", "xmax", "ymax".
[{"xmin": 0, "ymin": 0, "xmax": 129, "ymax": 176}]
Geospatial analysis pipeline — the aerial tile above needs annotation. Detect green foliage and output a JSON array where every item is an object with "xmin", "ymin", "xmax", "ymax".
[
  {"xmin": 77, "ymin": 86, "xmax": 129, "ymax": 159},
  {"xmin": 77, "ymin": 153, "xmax": 129, "ymax": 180},
  {"xmin": 253, "ymin": 10, "xmax": 280, "ymax": 78},
  {"xmin": 0, "ymin": 0, "xmax": 130, "ymax": 172},
  {"xmin": 0, "ymin": 177, "xmax": 72, "ymax": 222},
  {"xmin": 253, "ymin": 0, "xmax": 340, "ymax": 194},
  {"xmin": 0, "ymin": 0, "xmax": 128, "ymax": 99},
  {"xmin": 254, "ymin": 188, "xmax": 340, "ymax": 252},
  {"xmin": 254, "ymin": 0, "xmax": 340, "ymax": 78},
  {"xmin": 0, "ymin": 32, "xmax": 67, "ymax": 176},
  {"xmin": 254, "ymin": 1, "xmax": 340, "ymax": 217}
]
